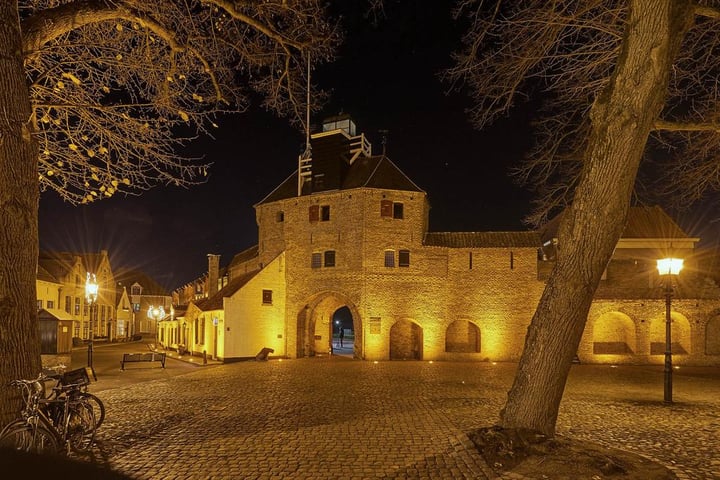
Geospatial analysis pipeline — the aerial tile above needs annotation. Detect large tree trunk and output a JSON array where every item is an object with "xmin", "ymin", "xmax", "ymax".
[
  {"xmin": 0, "ymin": 2, "xmax": 41, "ymax": 425},
  {"xmin": 499, "ymin": 0, "xmax": 694, "ymax": 436}
]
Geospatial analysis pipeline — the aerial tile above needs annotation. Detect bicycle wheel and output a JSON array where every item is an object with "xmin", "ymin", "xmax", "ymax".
[
  {"xmin": 79, "ymin": 392, "xmax": 105, "ymax": 429},
  {"xmin": 0, "ymin": 421, "xmax": 61, "ymax": 454},
  {"xmin": 66, "ymin": 402, "xmax": 95, "ymax": 453}
]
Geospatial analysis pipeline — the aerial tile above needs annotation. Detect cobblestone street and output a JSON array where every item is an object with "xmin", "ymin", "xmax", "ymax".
[{"xmin": 84, "ymin": 357, "xmax": 720, "ymax": 479}]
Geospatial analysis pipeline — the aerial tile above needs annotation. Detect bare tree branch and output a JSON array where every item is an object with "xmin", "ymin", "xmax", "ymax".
[{"xmin": 18, "ymin": 0, "xmax": 339, "ymax": 205}]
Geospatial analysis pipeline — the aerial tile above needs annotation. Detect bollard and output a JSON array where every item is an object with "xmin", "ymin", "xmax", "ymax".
[{"xmin": 203, "ymin": 350, "xmax": 207, "ymax": 365}]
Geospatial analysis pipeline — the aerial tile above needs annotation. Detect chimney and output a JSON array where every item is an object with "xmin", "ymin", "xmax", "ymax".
[{"xmin": 207, "ymin": 254, "xmax": 220, "ymax": 296}]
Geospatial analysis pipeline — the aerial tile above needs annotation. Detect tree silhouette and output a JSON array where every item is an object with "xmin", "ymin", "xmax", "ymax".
[
  {"xmin": 448, "ymin": 0, "xmax": 718, "ymax": 435},
  {"xmin": 0, "ymin": 0, "xmax": 338, "ymax": 424}
]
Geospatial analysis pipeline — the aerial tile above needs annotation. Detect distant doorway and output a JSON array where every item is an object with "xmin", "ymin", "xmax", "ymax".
[
  {"xmin": 296, "ymin": 293, "xmax": 362, "ymax": 359},
  {"xmin": 332, "ymin": 306, "xmax": 354, "ymax": 357}
]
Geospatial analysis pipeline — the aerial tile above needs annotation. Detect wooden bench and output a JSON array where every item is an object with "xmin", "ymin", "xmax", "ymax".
[{"xmin": 120, "ymin": 352, "xmax": 166, "ymax": 370}]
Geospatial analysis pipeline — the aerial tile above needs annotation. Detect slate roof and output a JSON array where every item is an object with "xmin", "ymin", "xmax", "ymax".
[
  {"xmin": 194, "ymin": 269, "xmax": 260, "ymax": 311},
  {"xmin": 114, "ymin": 268, "xmax": 169, "ymax": 296},
  {"xmin": 37, "ymin": 264, "xmax": 60, "ymax": 283},
  {"xmin": 256, "ymin": 155, "xmax": 424, "ymax": 205},
  {"xmin": 228, "ymin": 245, "xmax": 259, "ymax": 269},
  {"xmin": 423, "ymin": 231, "xmax": 541, "ymax": 248},
  {"xmin": 539, "ymin": 205, "xmax": 692, "ymax": 243}
]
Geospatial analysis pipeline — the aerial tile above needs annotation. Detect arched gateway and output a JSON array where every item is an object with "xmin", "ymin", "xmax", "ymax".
[{"xmin": 296, "ymin": 292, "xmax": 363, "ymax": 359}]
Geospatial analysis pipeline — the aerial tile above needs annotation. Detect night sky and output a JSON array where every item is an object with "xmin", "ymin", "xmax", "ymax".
[{"xmin": 37, "ymin": 3, "xmax": 549, "ymax": 290}]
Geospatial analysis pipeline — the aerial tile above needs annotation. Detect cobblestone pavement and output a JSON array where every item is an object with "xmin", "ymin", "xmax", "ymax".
[{"xmin": 81, "ymin": 358, "xmax": 720, "ymax": 480}]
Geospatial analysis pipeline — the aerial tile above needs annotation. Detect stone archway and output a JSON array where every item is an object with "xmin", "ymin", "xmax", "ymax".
[
  {"xmin": 445, "ymin": 319, "xmax": 480, "ymax": 353},
  {"xmin": 706, "ymin": 315, "xmax": 720, "ymax": 355},
  {"xmin": 592, "ymin": 311, "xmax": 636, "ymax": 355},
  {"xmin": 296, "ymin": 292, "xmax": 363, "ymax": 359},
  {"xmin": 389, "ymin": 319, "xmax": 423, "ymax": 360},
  {"xmin": 649, "ymin": 312, "xmax": 691, "ymax": 355}
]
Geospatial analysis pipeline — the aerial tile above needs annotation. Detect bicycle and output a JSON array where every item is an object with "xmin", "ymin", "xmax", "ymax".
[
  {"xmin": 42, "ymin": 365, "xmax": 105, "ymax": 429},
  {"xmin": 0, "ymin": 373, "xmax": 96, "ymax": 454}
]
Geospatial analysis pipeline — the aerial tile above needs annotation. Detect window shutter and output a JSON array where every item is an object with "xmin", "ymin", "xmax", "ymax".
[
  {"xmin": 309, "ymin": 205, "xmax": 319, "ymax": 222},
  {"xmin": 380, "ymin": 200, "xmax": 392, "ymax": 217}
]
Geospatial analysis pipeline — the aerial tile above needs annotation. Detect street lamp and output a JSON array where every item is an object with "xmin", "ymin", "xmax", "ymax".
[
  {"xmin": 85, "ymin": 272, "xmax": 98, "ymax": 373},
  {"xmin": 148, "ymin": 305, "xmax": 166, "ymax": 345},
  {"xmin": 656, "ymin": 256, "xmax": 683, "ymax": 403}
]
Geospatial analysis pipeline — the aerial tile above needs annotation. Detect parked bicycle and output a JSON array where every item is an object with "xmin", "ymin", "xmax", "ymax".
[
  {"xmin": 0, "ymin": 372, "xmax": 97, "ymax": 454},
  {"xmin": 42, "ymin": 365, "xmax": 105, "ymax": 429}
]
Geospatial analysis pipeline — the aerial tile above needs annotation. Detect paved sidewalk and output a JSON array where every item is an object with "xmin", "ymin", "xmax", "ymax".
[{"xmin": 80, "ymin": 359, "xmax": 719, "ymax": 480}]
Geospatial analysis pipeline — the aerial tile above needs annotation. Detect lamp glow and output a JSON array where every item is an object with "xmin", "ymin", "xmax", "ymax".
[{"xmin": 656, "ymin": 258, "xmax": 683, "ymax": 276}]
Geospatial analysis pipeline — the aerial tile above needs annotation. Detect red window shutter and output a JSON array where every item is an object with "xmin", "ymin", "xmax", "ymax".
[
  {"xmin": 309, "ymin": 205, "xmax": 319, "ymax": 222},
  {"xmin": 380, "ymin": 200, "xmax": 392, "ymax": 217}
]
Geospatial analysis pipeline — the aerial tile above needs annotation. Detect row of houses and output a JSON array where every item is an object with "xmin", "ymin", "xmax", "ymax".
[
  {"xmin": 152, "ymin": 116, "xmax": 720, "ymax": 366},
  {"xmin": 36, "ymin": 250, "xmax": 172, "ymax": 363}
]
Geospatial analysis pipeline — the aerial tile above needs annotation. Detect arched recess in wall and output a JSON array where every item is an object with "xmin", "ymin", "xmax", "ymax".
[
  {"xmin": 706, "ymin": 315, "xmax": 720, "ymax": 355},
  {"xmin": 389, "ymin": 319, "xmax": 423, "ymax": 360},
  {"xmin": 649, "ymin": 312, "xmax": 691, "ymax": 355},
  {"xmin": 445, "ymin": 319, "xmax": 481, "ymax": 353},
  {"xmin": 296, "ymin": 291, "xmax": 363, "ymax": 359},
  {"xmin": 591, "ymin": 311, "xmax": 636, "ymax": 355}
]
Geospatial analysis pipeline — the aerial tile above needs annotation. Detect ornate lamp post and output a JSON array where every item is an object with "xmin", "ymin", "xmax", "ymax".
[
  {"xmin": 656, "ymin": 256, "xmax": 683, "ymax": 403},
  {"xmin": 85, "ymin": 272, "xmax": 99, "ymax": 371}
]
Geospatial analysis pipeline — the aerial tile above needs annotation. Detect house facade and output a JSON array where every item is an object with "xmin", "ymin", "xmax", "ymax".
[
  {"xmin": 36, "ymin": 252, "xmax": 171, "ymax": 350},
  {"xmin": 169, "ymin": 116, "xmax": 720, "ymax": 365}
]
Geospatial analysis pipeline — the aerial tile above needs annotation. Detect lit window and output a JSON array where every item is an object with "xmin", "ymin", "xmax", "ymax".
[
  {"xmin": 311, "ymin": 253, "xmax": 322, "ymax": 268},
  {"xmin": 399, "ymin": 249, "xmax": 410, "ymax": 267},
  {"xmin": 384, "ymin": 250, "xmax": 395, "ymax": 267},
  {"xmin": 324, "ymin": 250, "xmax": 336, "ymax": 267},
  {"xmin": 262, "ymin": 289, "xmax": 273, "ymax": 305}
]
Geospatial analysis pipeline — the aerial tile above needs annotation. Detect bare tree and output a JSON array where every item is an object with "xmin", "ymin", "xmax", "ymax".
[
  {"xmin": 447, "ymin": 0, "xmax": 718, "ymax": 436},
  {"xmin": 0, "ymin": 0, "xmax": 338, "ymax": 424}
]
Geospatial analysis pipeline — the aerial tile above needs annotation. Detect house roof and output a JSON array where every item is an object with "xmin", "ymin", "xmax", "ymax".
[
  {"xmin": 540, "ymin": 205, "xmax": 691, "ymax": 243},
  {"xmin": 37, "ymin": 264, "xmax": 60, "ymax": 283},
  {"xmin": 194, "ymin": 269, "xmax": 260, "ymax": 311},
  {"xmin": 228, "ymin": 245, "xmax": 259, "ymax": 269},
  {"xmin": 255, "ymin": 155, "xmax": 424, "ymax": 205},
  {"xmin": 423, "ymin": 231, "xmax": 541, "ymax": 248},
  {"xmin": 114, "ymin": 268, "xmax": 169, "ymax": 296}
]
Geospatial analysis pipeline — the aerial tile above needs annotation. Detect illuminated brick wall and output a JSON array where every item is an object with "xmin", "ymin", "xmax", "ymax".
[{"xmin": 255, "ymin": 187, "xmax": 546, "ymax": 361}]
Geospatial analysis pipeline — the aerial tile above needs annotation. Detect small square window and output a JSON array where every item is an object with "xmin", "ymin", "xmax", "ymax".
[
  {"xmin": 399, "ymin": 249, "xmax": 410, "ymax": 267},
  {"xmin": 37, "ymin": 300, "xmax": 43, "ymax": 310},
  {"xmin": 384, "ymin": 250, "xmax": 395, "ymax": 267},
  {"xmin": 262, "ymin": 289, "xmax": 273, "ymax": 305},
  {"xmin": 311, "ymin": 253, "xmax": 322, "ymax": 268},
  {"xmin": 324, "ymin": 250, "xmax": 336, "ymax": 267},
  {"xmin": 276, "ymin": 211, "xmax": 284, "ymax": 222}
]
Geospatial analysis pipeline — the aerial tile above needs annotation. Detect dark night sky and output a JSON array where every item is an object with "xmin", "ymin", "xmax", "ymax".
[{"xmin": 37, "ymin": 3, "xmax": 541, "ymax": 290}]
